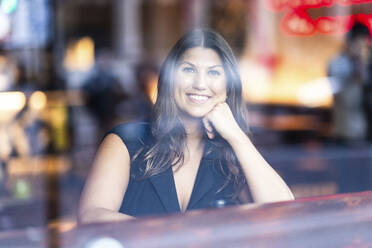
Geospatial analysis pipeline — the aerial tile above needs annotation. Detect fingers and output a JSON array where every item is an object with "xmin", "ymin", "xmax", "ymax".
[
  {"xmin": 203, "ymin": 102, "xmax": 230, "ymax": 139},
  {"xmin": 202, "ymin": 117, "xmax": 215, "ymax": 139}
]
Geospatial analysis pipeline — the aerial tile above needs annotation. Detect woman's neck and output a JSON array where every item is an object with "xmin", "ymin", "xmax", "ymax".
[{"xmin": 181, "ymin": 117, "xmax": 204, "ymax": 150}]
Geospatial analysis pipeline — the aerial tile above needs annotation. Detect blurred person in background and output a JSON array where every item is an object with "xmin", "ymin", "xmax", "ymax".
[
  {"xmin": 82, "ymin": 49, "xmax": 129, "ymax": 138},
  {"xmin": 328, "ymin": 22, "xmax": 371, "ymax": 145},
  {"xmin": 113, "ymin": 63, "xmax": 156, "ymax": 123},
  {"xmin": 0, "ymin": 96, "xmax": 50, "ymax": 195},
  {"xmin": 78, "ymin": 29, "xmax": 294, "ymax": 223},
  {"xmin": 0, "ymin": 62, "xmax": 48, "ymax": 195}
]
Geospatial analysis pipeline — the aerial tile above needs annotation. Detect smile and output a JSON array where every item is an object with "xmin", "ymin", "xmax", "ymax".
[{"xmin": 186, "ymin": 94, "xmax": 210, "ymax": 103}]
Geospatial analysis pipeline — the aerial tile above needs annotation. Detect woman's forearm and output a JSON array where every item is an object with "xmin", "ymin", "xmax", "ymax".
[
  {"xmin": 228, "ymin": 130, "xmax": 294, "ymax": 203},
  {"xmin": 78, "ymin": 207, "xmax": 135, "ymax": 224}
]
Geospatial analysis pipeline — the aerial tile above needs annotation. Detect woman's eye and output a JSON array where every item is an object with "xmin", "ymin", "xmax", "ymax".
[
  {"xmin": 208, "ymin": 70, "xmax": 221, "ymax": 76},
  {"xmin": 182, "ymin": 67, "xmax": 195, "ymax": 73}
]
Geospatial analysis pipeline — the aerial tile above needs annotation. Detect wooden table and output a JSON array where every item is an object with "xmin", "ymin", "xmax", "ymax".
[{"xmin": 1, "ymin": 190, "xmax": 372, "ymax": 248}]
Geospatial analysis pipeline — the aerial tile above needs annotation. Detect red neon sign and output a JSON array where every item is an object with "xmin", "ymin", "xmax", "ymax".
[{"xmin": 263, "ymin": 0, "xmax": 372, "ymax": 36}]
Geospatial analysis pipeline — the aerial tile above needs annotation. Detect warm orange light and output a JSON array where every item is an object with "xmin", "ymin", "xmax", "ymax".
[
  {"xmin": 49, "ymin": 219, "xmax": 76, "ymax": 233},
  {"xmin": 29, "ymin": 91, "xmax": 47, "ymax": 110},
  {"xmin": 0, "ymin": 91, "xmax": 26, "ymax": 111},
  {"xmin": 0, "ymin": 55, "xmax": 7, "ymax": 67},
  {"xmin": 296, "ymin": 78, "xmax": 333, "ymax": 107},
  {"xmin": 240, "ymin": 55, "xmax": 333, "ymax": 107},
  {"xmin": 64, "ymin": 37, "xmax": 95, "ymax": 71},
  {"xmin": 147, "ymin": 76, "xmax": 158, "ymax": 104},
  {"xmin": 240, "ymin": 60, "xmax": 271, "ymax": 103}
]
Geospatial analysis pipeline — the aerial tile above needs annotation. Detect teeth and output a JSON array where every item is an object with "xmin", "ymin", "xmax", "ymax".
[{"xmin": 189, "ymin": 94, "xmax": 209, "ymax": 101}]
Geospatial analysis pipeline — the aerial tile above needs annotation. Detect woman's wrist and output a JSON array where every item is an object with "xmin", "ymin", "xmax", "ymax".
[{"xmin": 225, "ymin": 127, "xmax": 252, "ymax": 149}]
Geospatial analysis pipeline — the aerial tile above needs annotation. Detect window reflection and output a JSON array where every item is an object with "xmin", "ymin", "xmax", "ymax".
[{"xmin": 0, "ymin": 0, "xmax": 371, "ymax": 235}]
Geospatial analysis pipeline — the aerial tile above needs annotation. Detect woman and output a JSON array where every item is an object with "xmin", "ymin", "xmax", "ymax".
[{"xmin": 78, "ymin": 29, "xmax": 294, "ymax": 224}]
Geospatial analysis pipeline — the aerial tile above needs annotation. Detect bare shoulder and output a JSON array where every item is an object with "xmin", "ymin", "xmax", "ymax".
[
  {"xmin": 99, "ymin": 133, "xmax": 130, "ymax": 154},
  {"xmin": 79, "ymin": 133, "xmax": 131, "ymax": 214},
  {"xmin": 93, "ymin": 133, "xmax": 131, "ymax": 171}
]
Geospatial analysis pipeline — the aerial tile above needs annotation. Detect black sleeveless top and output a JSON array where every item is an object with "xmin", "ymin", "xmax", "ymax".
[{"xmin": 107, "ymin": 122, "xmax": 242, "ymax": 217}]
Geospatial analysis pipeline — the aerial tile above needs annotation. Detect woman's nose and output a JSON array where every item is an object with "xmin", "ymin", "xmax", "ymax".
[{"xmin": 192, "ymin": 72, "xmax": 207, "ymax": 90}]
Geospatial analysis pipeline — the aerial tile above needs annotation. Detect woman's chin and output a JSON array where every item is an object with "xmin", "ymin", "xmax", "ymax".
[{"xmin": 179, "ymin": 109, "xmax": 209, "ymax": 121}]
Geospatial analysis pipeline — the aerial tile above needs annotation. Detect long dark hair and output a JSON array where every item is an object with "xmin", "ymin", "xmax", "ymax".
[{"xmin": 135, "ymin": 29, "xmax": 249, "ymax": 196}]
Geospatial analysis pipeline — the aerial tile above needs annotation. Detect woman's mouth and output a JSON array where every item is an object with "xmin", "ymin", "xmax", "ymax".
[{"xmin": 186, "ymin": 93, "xmax": 210, "ymax": 104}]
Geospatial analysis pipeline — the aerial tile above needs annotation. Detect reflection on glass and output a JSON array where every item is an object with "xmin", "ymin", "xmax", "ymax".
[{"xmin": 0, "ymin": 0, "xmax": 370, "ymax": 238}]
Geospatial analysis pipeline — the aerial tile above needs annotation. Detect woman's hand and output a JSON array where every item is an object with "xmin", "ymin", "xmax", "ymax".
[
  {"xmin": 202, "ymin": 102, "xmax": 244, "ymax": 143},
  {"xmin": 203, "ymin": 102, "xmax": 294, "ymax": 203}
]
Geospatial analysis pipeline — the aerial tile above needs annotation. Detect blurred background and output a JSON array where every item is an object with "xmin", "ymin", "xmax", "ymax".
[{"xmin": 0, "ymin": 0, "xmax": 371, "ymax": 233}]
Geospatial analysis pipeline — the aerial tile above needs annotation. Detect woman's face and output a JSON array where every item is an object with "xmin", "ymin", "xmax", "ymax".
[{"xmin": 174, "ymin": 47, "xmax": 227, "ymax": 119}]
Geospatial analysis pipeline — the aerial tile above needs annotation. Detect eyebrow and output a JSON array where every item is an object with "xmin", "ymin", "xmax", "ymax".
[
  {"xmin": 180, "ymin": 61, "xmax": 195, "ymax": 67},
  {"xmin": 208, "ymin": 65, "xmax": 223, "ymax": 69},
  {"xmin": 180, "ymin": 61, "xmax": 223, "ymax": 69}
]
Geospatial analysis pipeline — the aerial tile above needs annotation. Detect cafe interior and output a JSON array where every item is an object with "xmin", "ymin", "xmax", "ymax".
[{"xmin": 0, "ymin": 0, "xmax": 371, "ymax": 247}]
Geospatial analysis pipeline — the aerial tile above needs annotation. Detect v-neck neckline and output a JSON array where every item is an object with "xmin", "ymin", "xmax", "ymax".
[
  {"xmin": 172, "ymin": 143, "xmax": 205, "ymax": 213},
  {"xmin": 149, "ymin": 139, "xmax": 216, "ymax": 214},
  {"xmin": 170, "ymin": 139, "xmax": 215, "ymax": 212}
]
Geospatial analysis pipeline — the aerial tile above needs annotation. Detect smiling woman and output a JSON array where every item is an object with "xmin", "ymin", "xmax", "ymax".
[
  {"xmin": 78, "ymin": 29, "xmax": 294, "ymax": 224},
  {"xmin": 174, "ymin": 47, "xmax": 227, "ymax": 119}
]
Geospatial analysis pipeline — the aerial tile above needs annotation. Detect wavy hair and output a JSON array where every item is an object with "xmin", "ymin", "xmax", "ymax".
[{"xmin": 135, "ymin": 29, "xmax": 249, "ymax": 197}]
